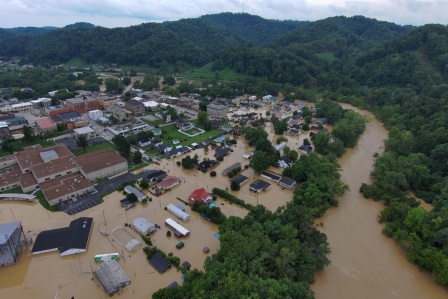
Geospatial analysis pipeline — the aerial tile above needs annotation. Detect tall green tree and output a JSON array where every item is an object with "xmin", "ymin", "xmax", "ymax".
[
  {"xmin": 76, "ymin": 135, "xmax": 88, "ymax": 152},
  {"xmin": 112, "ymin": 135, "xmax": 131, "ymax": 157}
]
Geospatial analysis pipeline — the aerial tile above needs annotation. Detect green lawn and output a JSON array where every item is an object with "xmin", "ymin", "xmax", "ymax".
[
  {"xmin": 128, "ymin": 161, "xmax": 149, "ymax": 172},
  {"xmin": 141, "ymin": 117, "xmax": 164, "ymax": 127},
  {"xmin": 34, "ymin": 190, "xmax": 59, "ymax": 212},
  {"xmin": 0, "ymin": 186, "xmax": 22, "ymax": 194},
  {"xmin": 160, "ymin": 124, "xmax": 222, "ymax": 146},
  {"xmin": 71, "ymin": 142, "xmax": 117, "ymax": 156},
  {"xmin": 182, "ymin": 63, "xmax": 248, "ymax": 81},
  {"xmin": 0, "ymin": 138, "xmax": 56, "ymax": 157}
]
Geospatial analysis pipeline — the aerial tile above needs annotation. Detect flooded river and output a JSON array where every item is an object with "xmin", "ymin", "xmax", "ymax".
[
  {"xmin": 312, "ymin": 103, "xmax": 448, "ymax": 299},
  {"xmin": 0, "ymin": 102, "xmax": 447, "ymax": 298}
]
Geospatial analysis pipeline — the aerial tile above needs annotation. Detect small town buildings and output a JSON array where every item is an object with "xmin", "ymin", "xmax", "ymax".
[
  {"xmin": 97, "ymin": 96, "xmax": 117, "ymax": 110},
  {"xmin": 261, "ymin": 170, "xmax": 281, "ymax": 182},
  {"xmin": 143, "ymin": 169, "xmax": 167, "ymax": 182},
  {"xmin": 298, "ymin": 145, "xmax": 313, "ymax": 154},
  {"xmin": 0, "ymin": 102, "xmax": 32, "ymax": 113},
  {"xmin": 156, "ymin": 176, "xmax": 181, "ymax": 190},
  {"xmin": 197, "ymin": 160, "xmax": 219, "ymax": 172},
  {"xmin": 249, "ymin": 179, "xmax": 272, "ymax": 192},
  {"xmin": 30, "ymin": 97, "xmax": 51, "ymax": 108},
  {"xmin": 149, "ymin": 252, "xmax": 172, "ymax": 274},
  {"xmin": 231, "ymin": 174, "xmax": 249, "ymax": 186},
  {"xmin": 167, "ymin": 204, "xmax": 190, "ymax": 221},
  {"xmin": 106, "ymin": 122, "xmax": 149, "ymax": 136},
  {"xmin": 44, "ymin": 105, "xmax": 70, "ymax": 117},
  {"xmin": 107, "ymin": 104, "xmax": 131, "ymax": 121},
  {"xmin": 56, "ymin": 111, "xmax": 83, "ymax": 125},
  {"xmin": 40, "ymin": 173, "xmax": 94, "ymax": 206},
  {"xmin": 34, "ymin": 117, "xmax": 57, "ymax": 133},
  {"xmin": 72, "ymin": 148, "xmax": 128, "ymax": 180},
  {"xmin": 95, "ymin": 260, "xmax": 131, "ymax": 296},
  {"xmin": 0, "ymin": 221, "xmax": 28, "ymax": 266},
  {"xmin": 0, "ymin": 121, "xmax": 9, "ymax": 139},
  {"xmin": 188, "ymin": 188, "xmax": 212, "ymax": 205},
  {"xmin": 65, "ymin": 98, "xmax": 86, "ymax": 114},
  {"xmin": 138, "ymin": 137, "xmax": 153, "ymax": 147},
  {"xmin": 125, "ymin": 99, "xmax": 145, "ymax": 116},
  {"xmin": 278, "ymin": 177, "xmax": 297, "ymax": 190},
  {"xmin": 32, "ymin": 217, "xmax": 93, "ymax": 256},
  {"xmin": 207, "ymin": 104, "xmax": 227, "ymax": 118},
  {"xmin": 124, "ymin": 185, "xmax": 147, "ymax": 202},
  {"xmin": 88, "ymin": 109, "xmax": 103, "ymax": 120},
  {"xmin": 73, "ymin": 127, "xmax": 98, "ymax": 140},
  {"xmin": 222, "ymin": 162, "xmax": 241, "ymax": 176},
  {"xmin": 214, "ymin": 147, "xmax": 231, "ymax": 158},
  {"xmin": 142, "ymin": 100, "xmax": 159, "ymax": 111},
  {"xmin": 132, "ymin": 218, "xmax": 157, "ymax": 235},
  {"xmin": 165, "ymin": 218, "xmax": 190, "ymax": 237}
]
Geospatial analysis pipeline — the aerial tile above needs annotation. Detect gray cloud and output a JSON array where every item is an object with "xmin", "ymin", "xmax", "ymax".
[{"xmin": 0, "ymin": 0, "xmax": 446, "ymax": 28}]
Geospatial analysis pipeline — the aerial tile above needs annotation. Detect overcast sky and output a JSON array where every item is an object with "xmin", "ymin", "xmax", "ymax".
[{"xmin": 1, "ymin": 0, "xmax": 446, "ymax": 28}]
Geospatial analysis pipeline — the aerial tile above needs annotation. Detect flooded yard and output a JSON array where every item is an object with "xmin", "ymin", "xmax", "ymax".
[{"xmin": 1, "ymin": 101, "xmax": 447, "ymax": 298}]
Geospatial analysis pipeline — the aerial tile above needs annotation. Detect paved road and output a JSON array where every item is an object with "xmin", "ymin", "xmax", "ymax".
[{"xmin": 59, "ymin": 171, "xmax": 148, "ymax": 215}]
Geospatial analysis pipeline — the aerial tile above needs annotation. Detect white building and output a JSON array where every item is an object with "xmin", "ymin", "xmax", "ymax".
[
  {"xmin": 88, "ymin": 109, "xmax": 103, "ymax": 120},
  {"xmin": 167, "ymin": 204, "xmax": 190, "ymax": 221},
  {"xmin": 132, "ymin": 218, "xmax": 156, "ymax": 235},
  {"xmin": 73, "ymin": 127, "xmax": 98, "ymax": 140},
  {"xmin": 165, "ymin": 218, "xmax": 190, "ymax": 237}
]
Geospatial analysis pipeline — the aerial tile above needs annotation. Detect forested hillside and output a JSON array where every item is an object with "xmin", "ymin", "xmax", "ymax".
[
  {"xmin": 0, "ymin": 13, "xmax": 304, "ymax": 66},
  {"xmin": 199, "ymin": 12, "xmax": 308, "ymax": 46},
  {"xmin": 1, "ymin": 11, "xmax": 448, "ymax": 291}
]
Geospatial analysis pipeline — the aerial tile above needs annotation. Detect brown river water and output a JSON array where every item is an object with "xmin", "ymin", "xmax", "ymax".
[{"xmin": 0, "ymin": 102, "xmax": 447, "ymax": 298}]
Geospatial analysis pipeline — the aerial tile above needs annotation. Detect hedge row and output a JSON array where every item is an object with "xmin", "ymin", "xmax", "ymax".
[{"xmin": 211, "ymin": 188, "xmax": 254, "ymax": 210}]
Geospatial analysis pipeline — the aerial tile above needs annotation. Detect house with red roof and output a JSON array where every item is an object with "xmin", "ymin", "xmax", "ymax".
[
  {"xmin": 35, "ymin": 117, "xmax": 57, "ymax": 133},
  {"xmin": 188, "ymin": 188, "xmax": 212, "ymax": 205},
  {"xmin": 155, "ymin": 176, "xmax": 181, "ymax": 190}
]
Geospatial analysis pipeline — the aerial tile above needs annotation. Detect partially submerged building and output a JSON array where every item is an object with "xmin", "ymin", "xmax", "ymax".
[
  {"xmin": 32, "ymin": 217, "xmax": 93, "ymax": 256},
  {"xmin": 0, "ymin": 221, "xmax": 29, "ymax": 266},
  {"xmin": 132, "ymin": 218, "xmax": 157, "ymax": 235},
  {"xmin": 95, "ymin": 260, "xmax": 131, "ymax": 296}
]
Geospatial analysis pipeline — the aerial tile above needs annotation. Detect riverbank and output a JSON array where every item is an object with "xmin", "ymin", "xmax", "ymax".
[{"xmin": 312, "ymin": 103, "xmax": 448, "ymax": 299}]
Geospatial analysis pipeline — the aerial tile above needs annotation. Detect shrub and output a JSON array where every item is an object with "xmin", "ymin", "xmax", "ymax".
[
  {"xmin": 230, "ymin": 180, "xmax": 241, "ymax": 191},
  {"xmin": 210, "ymin": 171, "xmax": 217, "ymax": 177},
  {"xmin": 216, "ymin": 156, "xmax": 224, "ymax": 162},
  {"xmin": 166, "ymin": 231, "xmax": 171, "ymax": 237}
]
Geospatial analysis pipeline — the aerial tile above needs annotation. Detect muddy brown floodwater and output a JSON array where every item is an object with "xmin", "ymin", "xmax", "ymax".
[
  {"xmin": 1, "ymin": 102, "xmax": 447, "ymax": 298},
  {"xmin": 312, "ymin": 103, "xmax": 448, "ymax": 299}
]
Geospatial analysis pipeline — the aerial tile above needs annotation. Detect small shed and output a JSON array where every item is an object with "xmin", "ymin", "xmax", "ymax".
[
  {"xmin": 182, "ymin": 261, "xmax": 191, "ymax": 270},
  {"xmin": 94, "ymin": 260, "xmax": 131, "ymax": 296},
  {"xmin": 149, "ymin": 252, "xmax": 172, "ymax": 274},
  {"xmin": 132, "ymin": 218, "xmax": 156, "ymax": 235}
]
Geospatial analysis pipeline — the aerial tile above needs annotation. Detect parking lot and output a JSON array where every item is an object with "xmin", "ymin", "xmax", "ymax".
[{"xmin": 59, "ymin": 171, "xmax": 148, "ymax": 215}]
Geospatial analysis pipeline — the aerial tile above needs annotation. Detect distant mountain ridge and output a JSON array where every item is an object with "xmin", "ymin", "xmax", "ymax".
[{"xmin": 2, "ymin": 22, "xmax": 95, "ymax": 36}]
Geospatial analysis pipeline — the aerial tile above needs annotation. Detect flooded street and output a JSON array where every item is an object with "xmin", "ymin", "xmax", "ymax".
[
  {"xmin": 312, "ymin": 104, "xmax": 448, "ymax": 299},
  {"xmin": 1, "ymin": 101, "xmax": 447, "ymax": 298}
]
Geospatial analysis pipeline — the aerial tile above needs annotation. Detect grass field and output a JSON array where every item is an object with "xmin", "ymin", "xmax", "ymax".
[
  {"xmin": 0, "ymin": 138, "xmax": 56, "ymax": 157},
  {"xmin": 72, "ymin": 142, "xmax": 117, "ymax": 156},
  {"xmin": 160, "ymin": 124, "xmax": 222, "ymax": 146},
  {"xmin": 182, "ymin": 63, "xmax": 249, "ymax": 81}
]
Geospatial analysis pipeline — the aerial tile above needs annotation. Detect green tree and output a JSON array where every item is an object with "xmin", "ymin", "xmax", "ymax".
[
  {"xmin": 163, "ymin": 76, "xmax": 176, "ymax": 86},
  {"xmin": 1, "ymin": 140, "xmax": 13, "ymax": 153},
  {"xmin": 112, "ymin": 135, "xmax": 131, "ymax": 157},
  {"xmin": 249, "ymin": 151, "xmax": 271, "ymax": 173},
  {"xmin": 181, "ymin": 154, "xmax": 199, "ymax": 169},
  {"xmin": 23, "ymin": 125, "xmax": 34, "ymax": 142},
  {"xmin": 133, "ymin": 151, "xmax": 142, "ymax": 164},
  {"xmin": 139, "ymin": 179, "xmax": 149, "ymax": 189},
  {"xmin": 122, "ymin": 77, "xmax": 131, "ymax": 86},
  {"xmin": 56, "ymin": 123, "xmax": 65, "ymax": 132},
  {"xmin": 105, "ymin": 78, "xmax": 124, "ymax": 94},
  {"xmin": 76, "ymin": 134, "xmax": 88, "ymax": 152},
  {"xmin": 197, "ymin": 111, "xmax": 209, "ymax": 125},
  {"xmin": 230, "ymin": 180, "xmax": 241, "ymax": 191},
  {"xmin": 272, "ymin": 118, "xmax": 288, "ymax": 135}
]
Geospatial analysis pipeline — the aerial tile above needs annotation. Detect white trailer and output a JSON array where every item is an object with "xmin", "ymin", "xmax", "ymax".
[{"xmin": 167, "ymin": 204, "xmax": 190, "ymax": 221}]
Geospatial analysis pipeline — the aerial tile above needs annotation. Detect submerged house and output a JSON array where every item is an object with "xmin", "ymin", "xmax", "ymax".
[
  {"xmin": 95, "ymin": 260, "xmax": 131, "ymax": 296},
  {"xmin": 32, "ymin": 217, "xmax": 93, "ymax": 256}
]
